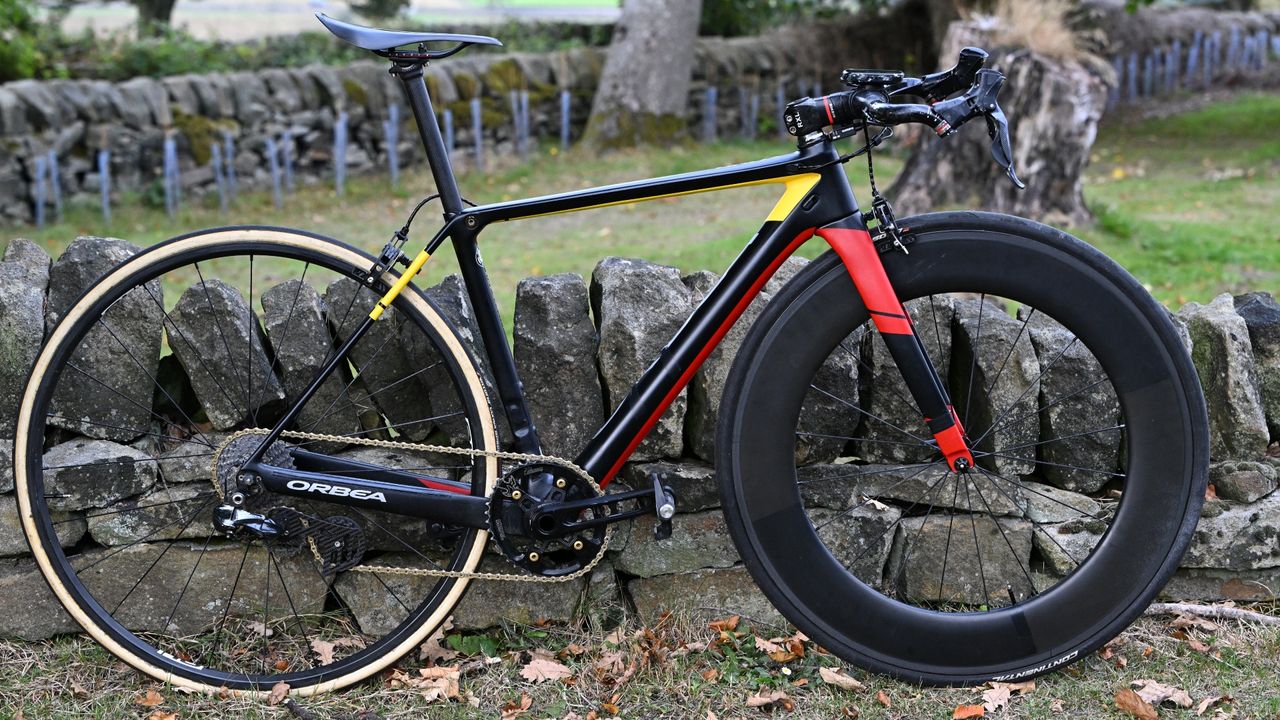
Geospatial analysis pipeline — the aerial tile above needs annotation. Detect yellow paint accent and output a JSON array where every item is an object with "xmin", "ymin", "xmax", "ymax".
[
  {"xmin": 765, "ymin": 173, "xmax": 821, "ymax": 221},
  {"xmin": 502, "ymin": 172, "xmax": 822, "ymax": 222},
  {"xmin": 370, "ymin": 250, "xmax": 431, "ymax": 320}
]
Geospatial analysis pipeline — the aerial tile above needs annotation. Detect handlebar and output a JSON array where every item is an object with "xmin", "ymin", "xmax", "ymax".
[{"xmin": 783, "ymin": 47, "xmax": 1025, "ymax": 189}]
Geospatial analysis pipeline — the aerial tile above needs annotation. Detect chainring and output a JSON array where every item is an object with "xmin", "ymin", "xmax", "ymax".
[{"xmin": 489, "ymin": 462, "xmax": 608, "ymax": 578}]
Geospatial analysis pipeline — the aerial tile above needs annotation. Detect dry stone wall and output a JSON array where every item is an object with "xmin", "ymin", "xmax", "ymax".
[{"xmin": 0, "ymin": 235, "xmax": 1278, "ymax": 639}]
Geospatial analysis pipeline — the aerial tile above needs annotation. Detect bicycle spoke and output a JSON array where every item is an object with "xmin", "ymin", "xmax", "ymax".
[
  {"xmin": 976, "ymin": 470, "xmax": 1098, "ymax": 518},
  {"xmin": 977, "ymin": 452, "xmax": 1124, "ymax": 478},
  {"xmin": 892, "ymin": 467, "xmax": 952, "ymax": 598},
  {"xmin": 209, "ymin": 542, "xmax": 252, "ymax": 664},
  {"xmin": 292, "ymin": 412, "xmax": 466, "ymax": 449},
  {"xmin": 972, "ymin": 376, "xmax": 1111, "ymax": 450},
  {"xmin": 992, "ymin": 424, "xmax": 1126, "ymax": 455},
  {"xmin": 142, "ymin": 282, "xmax": 246, "ymax": 421},
  {"xmin": 195, "ymin": 262, "xmax": 253, "ymax": 419},
  {"xmin": 77, "ymin": 495, "xmax": 218, "ymax": 575},
  {"xmin": 937, "ymin": 471, "xmax": 964, "ymax": 605},
  {"xmin": 97, "ymin": 318, "xmax": 215, "ymax": 450},
  {"xmin": 973, "ymin": 465, "xmax": 1087, "ymax": 569},
  {"xmin": 247, "ymin": 255, "xmax": 257, "ymax": 426},
  {"xmin": 967, "ymin": 470, "xmax": 1037, "ymax": 600},
  {"xmin": 810, "ymin": 384, "xmax": 930, "ymax": 444},
  {"xmin": 109, "ymin": 495, "xmax": 216, "ymax": 614},
  {"xmin": 969, "ymin": 337, "xmax": 1081, "ymax": 448},
  {"xmin": 54, "ymin": 491, "xmax": 216, "ymax": 526},
  {"xmin": 794, "ymin": 431, "xmax": 931, "ymax": 450},
  {"xmin": 963, "ymin": 478, "xmax": 991, "ymax": 607},
  {"xmin": 268, "ymin": 548, "xmax": 317, "ymax": 672},
  {"xmin": 985, "ymin": 307, "xmax": 1034, "ymax": 397},
  {"xmin": 961, "ymin": 294, "xmax": 986, "ymax": 428},
  {"xmin": 812, "ymin": 461, "xmax": 944, "ymax": 532},
  {"xmin": 163, "ymin": 533, "xmax": 214, "ymax": 631}
]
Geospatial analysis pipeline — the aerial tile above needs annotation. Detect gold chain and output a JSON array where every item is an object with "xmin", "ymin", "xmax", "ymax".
[{"xmin": 210, "ymin": 428, "xmax": 612, "ymax": 584}]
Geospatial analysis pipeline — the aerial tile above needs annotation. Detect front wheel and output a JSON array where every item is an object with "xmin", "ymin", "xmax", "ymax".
[{"xmin": 717, "ymin": 212, "xmax": 1207, "ymax": 685}]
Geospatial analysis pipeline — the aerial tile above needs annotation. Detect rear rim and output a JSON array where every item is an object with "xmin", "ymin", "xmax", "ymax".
[
  {"xmin": 17, "ymin": 229, "xmax": 496, "ymax": 692},
  {"xmin": 723, "ymin": 224, "xmax": 1200, "ymax": 682}
]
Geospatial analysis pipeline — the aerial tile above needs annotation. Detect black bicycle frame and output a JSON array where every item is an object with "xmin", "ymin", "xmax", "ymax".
[{"xmin": 246, "ymin": 60, "xmax": 971, "ymax": 526}]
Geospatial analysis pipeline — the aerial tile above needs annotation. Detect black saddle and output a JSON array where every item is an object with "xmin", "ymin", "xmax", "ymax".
[{"xmin": 317, "ymin": 13, "xmax": 501, "ymax": 59}]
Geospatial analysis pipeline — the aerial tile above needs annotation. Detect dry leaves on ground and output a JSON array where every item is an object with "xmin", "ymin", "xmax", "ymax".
[
  {"xmin": 953, "ymin": 704, "xmax": 985, "ymax": 719},
  {"xmin": 745, "ymin": 690, "xmax": 794, "ymax": 711},
  {"xmin": 1131, "ymin": 679, "xmax": 1194, "ymax": 709},
  {"xmin": 419, "ymin": 619, "xmax": 459, "ymax": 665},
  {"xmin": 1195, "ymin": 695, "xmax": 1230, "ymax": 716},
  {"xmin": 983, "ymin": 680, "xmax": 1035, "ymax": 712},
  {"xmin": 1115, "ymin": 688, "xmax": 1159, "ymax": 720},
  {"xmin": 145, "ymin": 712, "xmax": 178, "ymax": 720},
  {"xmin": 818, "ymin": 667, "xmax": 864, "ymax": 692},
  {"xmin": 134, "ymin": 689, "xmax": 165, "ymax": 707},
  {"xmin": 500, "ymin": 693, "xmax": 533, "ymax": 720},
  {"xmin": 267, "ymin": 682, "xmax": 290, "ymax": 707},
  {"xmin": 520, "ymin": 654, "xmax": 573, "ymax": 683},
  {"xmin": 875, "ymin": 690, "xmax": 891, "ymax": 708}
]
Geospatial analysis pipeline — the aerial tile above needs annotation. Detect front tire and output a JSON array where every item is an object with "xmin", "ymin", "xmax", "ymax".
[{"xmin": 717, "ymin": 212, "xmax": 1207, "ymax": 685}]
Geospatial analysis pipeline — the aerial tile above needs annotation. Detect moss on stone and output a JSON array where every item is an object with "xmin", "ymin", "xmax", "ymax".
[
  {"xmin": 483, "ymin": 58, "xmax": 526, "ymax": 95},
  {"xmin": 452, "ymin": 71, "xmax": 480, "ymax": 101},
  {"xmin": 171, "ymin": 110, "xmax": 235, "ymax": 165},
  {"xmin": 341, "ymin": 78, "xmax": 367, "ymax": 109},
  {"xmin": 580, "ymin": 111, "xmax": 689, "ymax": 151}
]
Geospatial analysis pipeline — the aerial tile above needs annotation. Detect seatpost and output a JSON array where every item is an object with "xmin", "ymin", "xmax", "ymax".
[{"xmin": 393, "ymin": 62, "xmax": 464, "ymax": 217}]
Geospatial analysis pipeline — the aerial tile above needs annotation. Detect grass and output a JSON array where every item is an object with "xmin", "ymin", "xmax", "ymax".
[
  {"xmin": 17, "ymin": 93, "xmax": 1278, "ymax": 332},
  {"xmin": 2, "ymin": 612, "xmax": 1278, "ymax": 718}
]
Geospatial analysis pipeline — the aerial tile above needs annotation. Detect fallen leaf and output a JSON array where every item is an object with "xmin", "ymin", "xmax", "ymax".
[
  {"xmin": 1169, "ymin": 614, "xmax": 1218, "ymax": 633},
  {"xmin": 819, "ymin": 667, "xmax": 865, "ymax": 692},
  {"xmin": 146, "ymin": 713, "xmax": 178, "ymax": 720},
  {"xmin": 1131, "ymin": 679, "xmax": 1193, "ymax": 709},
  {"xmin": 267, "ymin": 682, "xmax": 290, "ymax": 707},
  {"xmin": 983, "ymin": 680, "xmax": 1034, "ymax": 711},
  {"xmin": 1115, "ymin": 688, "xmax": 1158, "ymax": 720},
  {"xmin": 953, "ymin": 704, "xmax": 985, "ymax": 719},
  {"xmin": 70, "ymin": 680, "xmax": 90, "ymax": 699},
  {"xmin": 842, "ymin": 708, "xmax": 860, "ymax": 719},
  {"xmin": 501, "ymin": 693, "xmax": 533, "ymax": 720},
  {"xmin": 1186, "ymin": 637, "xmax": 1211, "ymax": 653},
  {"xmin": 246, "ymin": 621, "xmax": 273, "ymax": 637},
  {"xmin": 708, "ymin": 615, "xmax": 740, "ymax": 632},
  {"xmin": 1187, "ymin": 691, "xmax": 1218, "ymax": 712},
  {"xmin": 594, "ymin": 650, "xmax": 625, "ymax": 677},
  {"xmin": 559, "ymin": 643, "xmax": 588, "ymax": 658},
  {"xmin": 420, "ymin": 619, "xmax": 459, "ymax": 664},
  {"xmin": 1205, "ymin": 484, "xmax": 1217, "ymax": 500},
  {"xmin": 982, "ymin": 685, "xmax": 1011, "ymax": 712},
  {"xmin": 135, "ymin": 689, "xmax": 165, "ymax": 707},
  {"xmin": 875, "ymin": 690, "xmax": 891, "ymax": 708},
  {"xmin": 311, "ymin": 638, "xmax": 336, "ymax": 666},
  {"xmin": 701, "ymin": 668, "xmax": 719, "ymax": 682},
  {"xmin": 755, "ymin": 636, "xmax": 784, "ymax": 654},
  {"xmin": 415, "ymin": 665, "xmax": 462, "ymax": 702},
  {"xmin": 1115, "ymin": 655, "xmax": 1128, "ymax": 669},
  {"xmin": 520, "ymin": 656, "xmax": 573, "ymax": 683},
  {"xmin": 745, "ymin": 690, "xmax": 793, "ymax": 711}
]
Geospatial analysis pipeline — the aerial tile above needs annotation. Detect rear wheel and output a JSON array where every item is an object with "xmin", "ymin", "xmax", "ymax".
[
  {"xmin": 16, "ymin": 227, "xmax": 498, "ymax": 694},
  {"xmin": 718, "ymin": 212, "xmax": 1207, "ymax": 685}
]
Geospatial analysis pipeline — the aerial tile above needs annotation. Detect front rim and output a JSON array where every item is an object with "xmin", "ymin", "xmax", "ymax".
[
  {"xmin": 17, "ymin": 228, "xmax": 498, "ymax": 693},
  {"xmin": 724, "ymin": 224, "xmax": 1201, "ymax": 681}
]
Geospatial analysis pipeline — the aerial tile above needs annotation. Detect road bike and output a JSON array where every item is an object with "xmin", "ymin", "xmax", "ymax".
[{"xmin": 15, "ymin": 14, "xmax": 1208, "ymax": 694}]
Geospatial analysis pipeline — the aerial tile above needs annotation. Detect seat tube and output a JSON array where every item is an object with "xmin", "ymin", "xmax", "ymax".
[
  {"xmin": 394, "ymin": 62, "xmax": 464, "ymax": 216},
  {"xmin": 817, "ymin": 215, "xmax": 974, "ymax": 471}
]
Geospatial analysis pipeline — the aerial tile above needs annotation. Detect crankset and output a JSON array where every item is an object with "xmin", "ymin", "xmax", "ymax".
[{"xmin": 490, "ymin": 464, "xmax": 678, "ymax": 578}]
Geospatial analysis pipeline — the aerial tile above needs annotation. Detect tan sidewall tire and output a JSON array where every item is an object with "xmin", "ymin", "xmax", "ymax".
[{"xmin": 14, "ymin": 228, "xmax": 498, "ymax": 696}]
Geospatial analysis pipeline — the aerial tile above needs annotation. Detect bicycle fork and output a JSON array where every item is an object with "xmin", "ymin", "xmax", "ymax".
[{"xmin": 818, "ymin": 215, "xmax": 975, "ymax": 472}]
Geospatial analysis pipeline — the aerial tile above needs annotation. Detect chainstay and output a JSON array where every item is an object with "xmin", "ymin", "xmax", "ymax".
[{"xmin": 210, "ymin": 428, "xmax": 612, "ymax": 583}]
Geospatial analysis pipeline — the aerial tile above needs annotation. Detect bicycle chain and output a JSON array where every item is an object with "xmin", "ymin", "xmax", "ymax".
[{"xmin": 209, "ymin": 428, "xmax": 613, "ymax": 584}]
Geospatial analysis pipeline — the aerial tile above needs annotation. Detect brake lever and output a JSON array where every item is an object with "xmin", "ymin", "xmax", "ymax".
[
  {"xmin": 985, "ymin": 104, "xmax": 1025, "ymax": 189},
  {"xmin": 971, "ymin": 69, "xmax": 1025, "ymax": 189}
]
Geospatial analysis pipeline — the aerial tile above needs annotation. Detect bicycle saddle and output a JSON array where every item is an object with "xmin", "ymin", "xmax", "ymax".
[{"xmin": 316, "ymin": 13, "xmax": 502, "ymax": 53}]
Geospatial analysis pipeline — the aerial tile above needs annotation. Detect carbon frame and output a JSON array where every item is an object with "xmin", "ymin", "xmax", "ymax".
[{"xmin": 247, "ymin": 62, "xmax": 972, "ymax": 524}]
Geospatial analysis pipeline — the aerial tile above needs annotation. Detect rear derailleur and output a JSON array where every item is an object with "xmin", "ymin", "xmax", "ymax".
[
  {"xmin": 489, "ymin": 462, "xmax": 677, "ymax": 578},
  {"xmin": 212, "ymin": 505, "xmax": 368, "ymax": 576}
]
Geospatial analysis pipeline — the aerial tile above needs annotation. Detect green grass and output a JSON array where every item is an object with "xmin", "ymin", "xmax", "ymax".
[
  {"xmin": 17, "ymin": 92, "xmax": 1277, "ymax": 334},
  {"xmin": 1077, "ymin": 92, "xmax": 1280, "ymax": 305},
  {"xmin": 3, "ymin": 613, "xmax": 1278, "ymax": 718}
]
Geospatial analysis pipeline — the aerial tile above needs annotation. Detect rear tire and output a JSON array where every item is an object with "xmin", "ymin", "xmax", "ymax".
[{"xmin": 717, "ymin": 212, "xmax": 1207, "ymax": 685}]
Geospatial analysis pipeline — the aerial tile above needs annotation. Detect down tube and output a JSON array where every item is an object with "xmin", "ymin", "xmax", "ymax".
[{"xmin": 576, "ymin": 176, "xmax": 857, "ymax": 485}]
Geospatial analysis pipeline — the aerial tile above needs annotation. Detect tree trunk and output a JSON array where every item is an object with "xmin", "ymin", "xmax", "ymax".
[
  {"xmin": 581, "ymin": 0, "xmax": 703, "ymax": 150},
  {"xmin": 135, "ymin": 0, "xmax": 179, "ymax": 35},
  {"xmin": 888, "ymin": 22, "xmax": 1114, "ymax": 227}
]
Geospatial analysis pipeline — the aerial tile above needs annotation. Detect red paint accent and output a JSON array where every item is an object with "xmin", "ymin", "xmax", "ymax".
[
  {"xmin": 821, "ymin": 226, "xmax": 974, "ymax": 469},
  {"xmin": 599, "ymin": 229, "xmax": 817, "ymax": 486},
  {"xmin": 933, "ymin": 406, "xmax": 975, "ymax": 470},
  {"xmin": 417, "ymin": 477, "xmax": 471, "ymax": 495},
  {"xmin": 819, "ymin": 227, "xmax": 914, "ymax": 336},
  {"xmin": 823, "ymin": 96, "xmax": 836, "ymax": 125}
]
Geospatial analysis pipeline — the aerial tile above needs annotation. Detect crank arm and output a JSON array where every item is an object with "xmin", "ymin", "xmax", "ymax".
[
  {"xmin": 531, "ymin": 475, "xmax": 677, "ymax": 539},
  {"xmin": 247, "ymin": 463, "xmax": 490, "ymax": 530}
]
